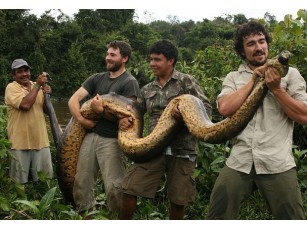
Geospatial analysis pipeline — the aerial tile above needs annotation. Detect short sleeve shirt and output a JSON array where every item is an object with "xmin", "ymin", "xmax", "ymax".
[
  {"xmin": 218, "ymin": 64, "xmax": 307, "ymax": 174},
  {"xmin": 5, "ymin": 81, "xmax": 50, "ymax": 150},
  {"xmin": 82, "ymin": 71, "xmax": 139, "ymax": 138}
]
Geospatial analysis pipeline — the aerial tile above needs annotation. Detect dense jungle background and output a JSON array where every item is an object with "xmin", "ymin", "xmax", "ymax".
[{"xmin": 0, "ymin": 9, "xmax": 306, "ymax": 220}]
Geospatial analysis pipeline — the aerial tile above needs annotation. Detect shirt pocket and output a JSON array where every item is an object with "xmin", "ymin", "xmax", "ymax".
[
  {"xmin": 144, "ymin": 91, "xmax": 157, "ymax": 114},
  {"xmin": 165, "ymin": 88, "xmax": 181, "ymax": 101}
]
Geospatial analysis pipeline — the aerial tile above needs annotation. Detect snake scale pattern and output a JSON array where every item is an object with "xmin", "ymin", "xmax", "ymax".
[{"xmin": 47, "ymin": 51, "xmax": 291, "ymax": 205}]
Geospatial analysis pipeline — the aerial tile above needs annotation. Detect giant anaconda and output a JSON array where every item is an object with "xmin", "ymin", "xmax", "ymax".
[{"xmin": 47, "ymin": 51, "xmax": 292, "ymax": 205}]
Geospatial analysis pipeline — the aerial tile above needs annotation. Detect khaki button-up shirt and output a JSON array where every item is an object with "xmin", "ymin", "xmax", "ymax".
[
  {"xmin": 5, "ymin": 81, "xmax": 50, "ymax": 150},
  {"xmin": 217, "ymin": 64, "xmax": 307, "ymax": 174}
]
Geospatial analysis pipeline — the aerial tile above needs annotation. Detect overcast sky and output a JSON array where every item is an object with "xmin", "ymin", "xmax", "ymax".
[{"xmin": 4, "ymin": 0, "xmax": 306, "ymax": 23}]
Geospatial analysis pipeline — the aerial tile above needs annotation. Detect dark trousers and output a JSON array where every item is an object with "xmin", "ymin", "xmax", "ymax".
[{"xmin": 206, "ymin": 165, "xmax": 305, "ymax": 219}]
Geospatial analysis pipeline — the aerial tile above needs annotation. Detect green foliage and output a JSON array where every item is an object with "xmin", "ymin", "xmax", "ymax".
[
  {"xmin": 128, "ymin": 56, "xmax": 153, "ymax": 88},
  {"xmin": 270, "ymin": 10, "xmax": 307, "ymax": 153},
  {"xmin": 183, "ymin": 19, "xmax": 234, "ymax": 51},
  {"xmin": 177, "ymin": 44, "xmax": 241, "ymax": 121},
  {"xmin": 0, "ymin": 9, "xmax": 306, "ymax": 220},
  {"xmin": 12, "ymin": 187, "xmax": 59, "ymax": 219},
  {"xmin": 0, "ymin": 105, "xmax": 11, "ymax": 163},
  {"xmin": 196, "ymin": 142, "xmax": 230, "ymax": 192},
  {"xmin": 271, "ymin": 9, "xmax": 307, "ymax": 78},
  {"xmin": 293, "ymin": 145, "xmax": 307, "ymax": 191},
  {"xmin": 53, "ymin": 42, "xmax": 90, "ymax": 98},
  {"xmin": 0, "ymin": 106, "xmax": 24, "ymax": 218}
]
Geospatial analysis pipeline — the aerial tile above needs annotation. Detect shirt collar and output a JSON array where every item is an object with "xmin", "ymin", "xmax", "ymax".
[
  {"xmin": 238, "ymin": 64, "xmax": 254, "ymax": 74},
  {"xmin": 152, "ymin": 69, "xmax": 179, "ymax": 86}
]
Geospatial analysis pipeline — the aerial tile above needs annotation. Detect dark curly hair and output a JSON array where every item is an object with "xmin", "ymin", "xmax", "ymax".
[
  {"xmin": 149, "ymin": 39, "xmax": 178, "ymax": 67},
  {"xmin": 234, "ymin": 21, "xmax": 272, "ymax": 60}
]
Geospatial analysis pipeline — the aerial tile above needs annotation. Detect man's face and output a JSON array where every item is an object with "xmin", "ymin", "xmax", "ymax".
[
  {"xmin": 149, "ymin": 53, "xmax": 174, "ymax": 77},
  {"xmin": 105, "ymin": 47, "xmax": 125, "ymax": 72},
  {"xmin": 13, "ymin": 67, "xmax": 31, "ymax": 87},
  {"xmin": 242, "ymin": 32, "xmax": 269, "ymax": 68}
]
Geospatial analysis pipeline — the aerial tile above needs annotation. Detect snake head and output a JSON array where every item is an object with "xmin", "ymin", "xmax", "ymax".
[
  {"xmin": 277, "ymin": 50, "xmax": 293, "ymax": 65},
  {"xmin": 268, "ymin": 50, "xmax": 293, "ymax": 78},
  {"xmin": 42, "ymin": 71, "xmax": 52, "ymax": 81}
]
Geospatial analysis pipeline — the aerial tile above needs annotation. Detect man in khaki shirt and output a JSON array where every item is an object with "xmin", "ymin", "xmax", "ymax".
[{"xmin": 207, "ymin": 21, "xmax": 307, "ymax": 219}]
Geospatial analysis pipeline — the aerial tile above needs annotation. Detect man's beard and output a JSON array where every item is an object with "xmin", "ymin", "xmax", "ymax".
[
  {"xmin": 248, "ymin": 59, "xmax": 267, "ymax": 67},
  {"xmin": 107, "ymin": 61, "xmax": 122, "ymax": 72},
  {"xmin": 248, "ymin": 51, "xmax": 267, "ymax": 67}
]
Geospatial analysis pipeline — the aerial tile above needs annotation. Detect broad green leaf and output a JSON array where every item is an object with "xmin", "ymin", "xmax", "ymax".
[
  {"xmin": 13, "ymin": 200, "xmax": 39, "ymax": 213},
  {"xmin": 39, "ymin": 187, "xmax": 57, "ymax": 211}
]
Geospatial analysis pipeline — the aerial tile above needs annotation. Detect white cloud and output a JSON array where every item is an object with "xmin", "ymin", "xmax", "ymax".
[{"xmin": 4, "ymin": 0, "xmax": 306, "ymax": 23}]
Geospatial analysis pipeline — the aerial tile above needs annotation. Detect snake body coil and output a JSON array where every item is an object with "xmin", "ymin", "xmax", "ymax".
[{"xmin": 48, "ymin": 51, "xmax": 292, "ymax": 205}]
